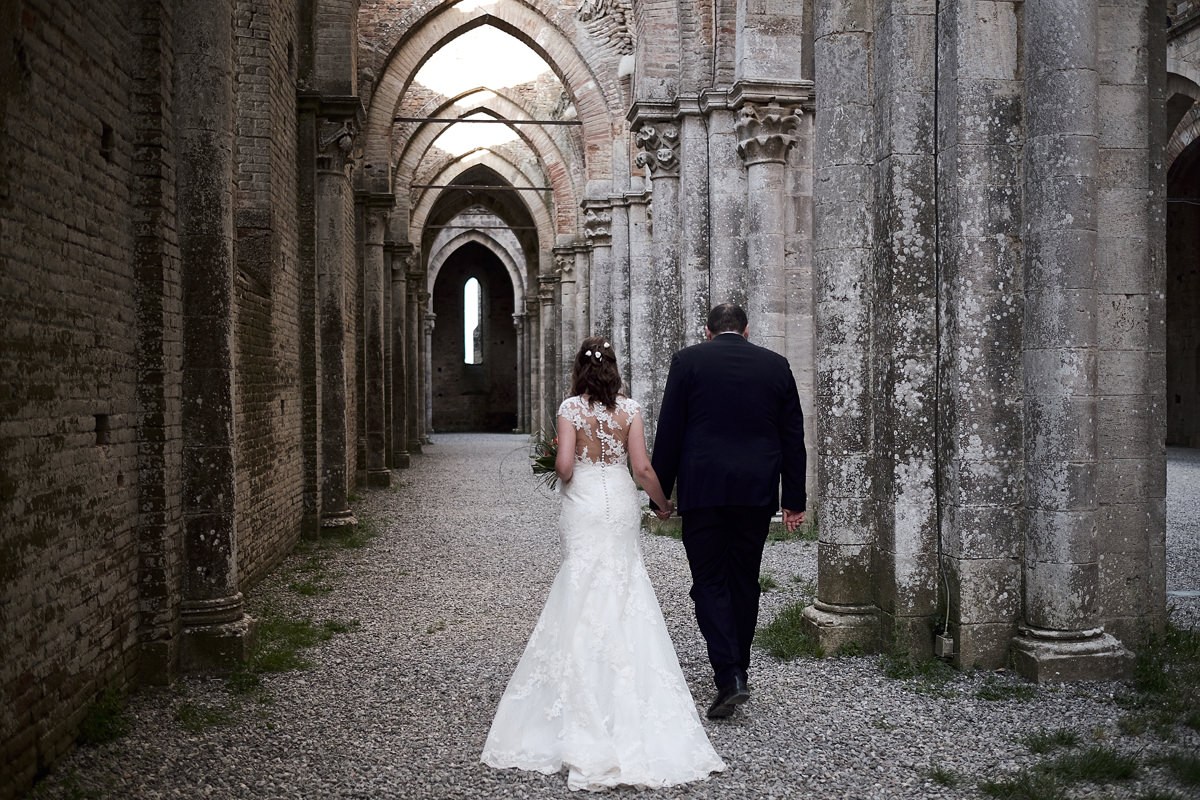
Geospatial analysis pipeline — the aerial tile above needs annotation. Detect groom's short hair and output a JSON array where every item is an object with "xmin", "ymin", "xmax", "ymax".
[{"xmin": 707, "ymin": 303, "xmax": 748, "ymax": 334}]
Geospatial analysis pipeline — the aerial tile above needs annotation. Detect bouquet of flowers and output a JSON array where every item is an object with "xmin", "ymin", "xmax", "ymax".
[{"xmin": 530, "ymin": 429, "xmax": 559, "ymax": 490}]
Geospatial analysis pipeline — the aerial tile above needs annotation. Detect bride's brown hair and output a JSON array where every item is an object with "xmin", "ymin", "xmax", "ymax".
[{"xmin": 570, "ymin": 335, "xmax": 623, "ymax": 409}]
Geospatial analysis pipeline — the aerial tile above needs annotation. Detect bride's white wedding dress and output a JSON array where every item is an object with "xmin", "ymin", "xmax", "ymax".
[{"xmin": 481, "ymin": 395, "xmax": 725, "ymax": 791}]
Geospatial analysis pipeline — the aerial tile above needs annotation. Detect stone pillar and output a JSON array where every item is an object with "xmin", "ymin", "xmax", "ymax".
[
  {"xmin": 387, "ymin": 244, "xmax": 411, "ymax": 468},
  {"xmin": 513, "ymin": 314, "xmax": 527, "ymax": 432},
  {"xmin": 315, "ymin": 99, "xmax": 361, "ymax": 530},
  {"xmin": 175, "ymin": 0, "xmax": 254, "ymax": 670},
  {"xmin": 703, "ymin": 103, "xmax": 749, "ymax": 309},
  {"xmin": 583, "ymin": 200, "xmax": 613, "ymax": 335},
  {"xmin": 736, "ymin": 101, "xmax": 801, "ymax": 356},
  {"xmin": 360, "ymin": 194, "xmax": 393, "ymax": 487},
  {"xmin": 405, "ymin": 275, "xmax": 423, "ymax": 454},
  {"xmin": 422, "ymin": 308, "xmax": 435, "ymax": 443},
  {"xmin": 932, "ymin": 0, "xmax": 1026, "ymax": 668},
  {"xmin": 556, "ymin": 248, "xmax": 577, "ymax": 392},
  {"xmin": 527, "ymin": 298, "xmax": 543, "ymax": 433},
  {"xmin": 296, "ymin": 92, "xmax": 323, "ymax": 537},
  {"xmin": 538, "ymin": 272, "xmax": 559, "ymax": 427},
  {"xmin": 1013, "ymin": 0, "xmax": 1130, "ymax": 681},
  {"xmin": 1093, "ymin": 0, "xmax": 1167, "ymax": 647},
  {"xmin": 678, "ymin": 106, "xmax": 711, "ymax": 345},
  {"xmin": 610, "ymin": 193, "xmax": 633, "ymax": 389},
  {"xmin": 632, "ymin": 122, "xmax": 682, "ymax": 434},
  {"xmin": 803, "ymin": 0, "xmax": 880, "ymax": 655},
  {"xmin": 573, "ymin": 246, "xmax": 591, "ymax": 350}
]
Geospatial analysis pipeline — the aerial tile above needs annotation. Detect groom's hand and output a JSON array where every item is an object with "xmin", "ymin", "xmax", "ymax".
[
  {"xmin": 654, "ymin": 500, "xmax": 674, "ymax": 521},
  {"xmin": 782, "ymin": 509, "xmax": 805, "ymax": 532}
]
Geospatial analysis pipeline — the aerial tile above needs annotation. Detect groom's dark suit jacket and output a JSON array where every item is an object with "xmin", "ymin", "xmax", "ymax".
[{"xmin": 651, "ymin": 333, "xmax": 807, "ymax": 513}]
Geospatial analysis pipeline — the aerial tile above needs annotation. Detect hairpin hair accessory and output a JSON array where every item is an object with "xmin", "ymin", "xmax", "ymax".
[
  {"xmin": 584, "ymin": 350, "xmax": 593, "ymax": 357},
  {"xmin": 603, "ymin": 342, "xmax": 611, "ymax": 349}
]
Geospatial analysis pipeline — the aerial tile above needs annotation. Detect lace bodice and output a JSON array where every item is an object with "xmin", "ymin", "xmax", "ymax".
[{"xmin": 557, "ymin": 395, "xmax": 641, "ymax": 467}]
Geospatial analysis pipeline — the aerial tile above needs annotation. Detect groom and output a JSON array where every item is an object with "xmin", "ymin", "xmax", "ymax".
[{"xmin": 650, "ymin": 303, "xmax": 807, "ymax": 719}]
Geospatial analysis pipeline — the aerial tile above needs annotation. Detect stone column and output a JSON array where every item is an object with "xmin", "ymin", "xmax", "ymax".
[
  {"xmin": 701, "ymin": 101, "xmax": 749, "ymax": 309},
  {"xmin": 538, "ymin": 273, "xmax": 559, "ymax": 428},
  {"xmin": 610, "ymin": 193, "xmax": 633, "ymax": 389},
  {"xmin": 934, "ymin": 0, "xmax": 1025, "ymax": 668},
  {"xmin": 315, "ymin": 100, "xmax": 360, "ymax": 530},
  {"xmin": 803, "ymin": 0, "xmax": 880, "ymax": 655},
  {"xmin": 736, "ymin": 102, "xmax": 801, "ymax": 356},
  {"xmin": 360, "ymin": 194, "xmax": 393, "ymax": 487},
  {"xmin": 387, "ymin": 244, "xmax": 411, "ymax": 468},
  {"xmin": 1013, "ymin": 0, "xmax": 1130, "ymax": 681},
  {"xmin": 296, "ymin": 92, "xmax": 323, "ymax": 537},
  {"xmin": 573, "ymin": 246, "xmax": 591, "ymax": 348},
  {"xmin": 405, "ymin": 274, "xmax": 424, "ymax": 454},
  {"xmin": 555, "ymin": 248, "xmax": 577, "ymax": 392},
  {"xmin": 632, "ymin": 123, "xmax": 682, "ymax": 434},
  {"xmin": 422, "ymin": 308, "xmax": 435, "ymax": 443},
  {"xmin": 1093, "ymin": 0, "xmax": 1167, "ymax": 647},
  {"xmin": 513, "ymin": 314, "xmax": 527, "ymax": 432},
  {"xmin": 678, "ymin": 106, "xmax": 711, "ymax": 345},
  {"xmin": 175, "ymin": 0, "xmax": 254, "ymax": 670},
  {"xmin": 527, "ymin": 298, "xmax": 543, "ymax": 433},
  {"xmin": 583, "ymin": 201, "xmax": 613, "ymax": 335}
]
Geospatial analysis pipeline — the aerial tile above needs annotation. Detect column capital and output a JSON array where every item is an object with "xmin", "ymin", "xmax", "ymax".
[
  {"xmin": 553, "ymin": 248, "xmax": 575, "ymax": 277},
  {"xmin": 581, "ymin": 201, "xmax": 613, "ymax": 246},
  {"xmin": 313, "ymin": 95, "xmax": 364, "ymax": 174},
  {"xmin": 633, "ymin": 122, "xmax": 680, "ymax": 178},
  {"xmin": 736, "ymin": 102, "xmax": 802, "ymax": 166}
]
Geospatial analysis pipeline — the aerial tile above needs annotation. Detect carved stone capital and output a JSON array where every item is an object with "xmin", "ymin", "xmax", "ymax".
[
  {"xmin": 736, "ymin": 102, "xmax": 802, "ymax": 166},
  {"xmin": 582, "ymin": 205, "xmax": 613, "ymax": 246},
  {"xmin": 554, "ymin": 252, "xmax": 573, "ymax": 276},
  {"xmin": 633, "ymin": 124, "xmax": 680, "ymax": 178}
]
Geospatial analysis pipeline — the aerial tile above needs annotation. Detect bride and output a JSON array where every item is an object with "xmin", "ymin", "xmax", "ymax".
[{"xmin": 481, "ymin": 336, "xmax": 726, "ymax": 791}]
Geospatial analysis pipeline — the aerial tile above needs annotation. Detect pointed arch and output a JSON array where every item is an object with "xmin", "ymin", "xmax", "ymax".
[{"xmin": 362, "ymin": 2, "xmax": 622, "ymax": 190}]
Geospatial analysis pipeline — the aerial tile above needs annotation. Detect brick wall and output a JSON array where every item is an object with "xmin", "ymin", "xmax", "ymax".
[{"xmin": 1, "ymin": 0, "xmax": 144, "ymax": 790}]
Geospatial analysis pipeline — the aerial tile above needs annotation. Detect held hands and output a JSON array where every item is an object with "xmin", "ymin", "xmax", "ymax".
[
  {"xmin": 782, "ymin": 509, "xmax": 806, "ymax": 533},
  {"xmin": 653, "ymin": 500, "xmax": 675, "ymax": 521}
]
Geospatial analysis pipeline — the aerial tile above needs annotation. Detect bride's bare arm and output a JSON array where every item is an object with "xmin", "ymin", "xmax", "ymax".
[
  {"xmin": 628, "ymin": 412, "xmax": 672, "ymax": 515},
  {"xmin": 555, "ymin": 414, "xmax": 575, "ymax": 483}
]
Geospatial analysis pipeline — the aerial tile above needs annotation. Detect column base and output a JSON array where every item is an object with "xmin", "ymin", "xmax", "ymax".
[
  {"xmin": 1011, "ymin": 627, "xmax": 1133, "ymax": 683},
  {"xmin": 180, "ymin": 615, "xmax": 257, "ymax": 675},
  {"xmin": 367, "ymin": 468, "xmax": 392, "ymax": 488},
  {"xmin": 392, "ymin": 451, "xmax": 411, "ymax": 469},
  {"xmin": 802, "ymin": 601, "xmax": 881, "ymax": 655},
  {"xmin": 321, "ymin": 508, "xmax": 358, "ymax": 529},
  {"xmin": 407, "ymin": 439, "xmax": 423, "ymax": 455}
]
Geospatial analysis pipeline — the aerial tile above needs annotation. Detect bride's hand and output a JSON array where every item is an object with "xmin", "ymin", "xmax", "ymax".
[{"xmin": 654, "ymin": 500, "xmax": 673, "ymax": 521}]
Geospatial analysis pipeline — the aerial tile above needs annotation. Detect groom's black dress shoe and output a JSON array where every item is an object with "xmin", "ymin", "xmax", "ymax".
[{"xmin": 706, "ymin": 676, "xmax": 750, "ymax": 719}]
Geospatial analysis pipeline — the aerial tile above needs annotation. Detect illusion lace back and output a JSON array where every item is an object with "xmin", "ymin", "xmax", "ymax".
[{"xmin": 481, "ymin": 395, "xmax": 725, "ymax": 791}]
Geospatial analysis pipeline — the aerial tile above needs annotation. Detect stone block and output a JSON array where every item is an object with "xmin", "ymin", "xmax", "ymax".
[
  {"xmin": 1023, "ymin": 294, "xmax": 1098, "ymax": 351},
  {"xmin": 1025, "ymin": 462, "xmax": 1097, "ymax": 512},
  {"xmin": 1098, "ymin": 291, "xmax": 1152, "ymax": 350},
  {"xmin": 817, "ymin": 542, "xmax": 875, "ymax": 604},
  {"xmin": 814, "ymin": 0, "xmax": 873, "ymax": 38},
  {"xmin": 1096, "ymin": 456, "xmax": 1165, "ymax": 503},
  {"xmin": 874, "ymin": 548, "xmax": 938, "ymax": 617},
  {"xmin": 1098, "ymin": 188, "xmax": 1150, "ymax": 238},
  {"xmin": 941, "ymin": 503, "xmax": 1022, "ymax": 559},
  {"xmin": 1024, "ymin": 560, "xmax": 1100, "ymax": 631},
  {"xmin": 802, "ymin": 602, "xmax": 881, "ymax": 654},
  {"xmin": 1098, "ymin": 551, "xmax": 1153, "ymax": 618},
  {"xmin": 1098, "ymin": 85, "xmax": 1149, "ymax": 149},
  {"xmin": 820, "ymin": 451, "xmax": 872, "ymax": 497},
  {"xmin": 819, "ymin": 499, "xmax": 876, "ymax": 547},
  {"xmin": 1098, "ymin": 350, "xmax": 1157, "ymax": 396},
  {"xmin": 179, "ymin": 615, "xmax": 257, "ymax": 675},
  {"xmin": 1098, "ymin": 397, "xmax": 1155, "ymax": 459},
  {"xmin": 814, "ymin": 33, "xmax": 872, "ymax": 106},
  {"xmin": 1096, "ymin": 499, "xmax": 1163, "ymax": 554},
  {"xmin": 1024, "ymin": 230, "xmax": 1097, "ymax": 292},
  {"xmin": 880, "ymin": 611, "xmax": 934, "ymax": 658},
  {"xmin": 1096, "ymin": 237, "xmax": 1152, "ymax": 293},
  {"xmin": 954, "ymin": 620, "xmax": 1018, "ymax": 670},
  {"xmin": 1024, "ymin": 394, "xmax": 1096, "ymax": 464},
  {"xmin": 952, "ymin": 458, "xmax": 1023, "ymax": 508},
  {"xmin": 1025, "ymin": 509, "xmax": 1099, "ymax": 563},
  {"xmin": 949, "ymin": 555, "xmax": 1022, "ymax": 624},
  {"xmin": 1024, "ymin": 347, "xmax": 1097, "ymax": 398},
  {"xmin": 815, "ymin": 395, "xmax": 871, "ymax": 452},
  {"xmin": 1011, "ymin": 631, "xmax": 1132, "ymax": 682}
]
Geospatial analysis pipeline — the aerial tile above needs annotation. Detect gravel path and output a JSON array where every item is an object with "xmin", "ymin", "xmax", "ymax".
[{"xmin": 31, "ymin": 435, "xmax": 1200, "ymax": 799}]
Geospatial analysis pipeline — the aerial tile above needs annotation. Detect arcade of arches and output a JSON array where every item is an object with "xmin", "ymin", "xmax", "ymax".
[{"xmin": 2, "ymin": 0, "xmax": 1200, "ymax": 791}]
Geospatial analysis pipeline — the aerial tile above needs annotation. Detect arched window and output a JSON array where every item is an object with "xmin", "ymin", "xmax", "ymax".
[{"xmin": 464, "ymin": 277, "xmax": 482, "ymax": 364}]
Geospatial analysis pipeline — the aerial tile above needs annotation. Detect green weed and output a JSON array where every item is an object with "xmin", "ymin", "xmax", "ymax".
[
  {"xmin": 173, "ymin": 702, "xmax": 233, "ymax": 732},
  {"xmin": 979, "ymin": 769, "xmax": 1066, "ymax": 800},
  {"xmin": 927, "ymin": 763, "xmax": 960, "ymax": 787},
  {"xmin": 754, "ymin": 602, "xmax": 824, "ymax": 660},
  {"xmin": 1043, "ymin": 745, "xmax": 1138, "ymax": 783},
  {"xmin": 1019, "ymin": 728, "xmax": 1079, "ymax": 755},
  {"xmin": 77, "ymin": 688, "xmax": 128, "ymax": 745}
]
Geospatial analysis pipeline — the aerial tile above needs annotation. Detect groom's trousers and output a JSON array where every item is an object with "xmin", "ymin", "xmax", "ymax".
[{"xmin": 681, "ymin": 505, "xmax": 774, "ymax": 690}]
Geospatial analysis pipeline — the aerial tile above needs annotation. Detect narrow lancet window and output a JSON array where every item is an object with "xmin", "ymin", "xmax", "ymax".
[{"xmin": 464, "ymin": 277, "xmax": 482, "ymax": 364}]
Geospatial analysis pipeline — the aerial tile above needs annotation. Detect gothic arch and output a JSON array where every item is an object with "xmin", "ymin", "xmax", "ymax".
[
  {"xmin": 409, "ymin": 153, "xmax": 557, "ymax": 256},
  {"xmin": 1166, "ymin": 72, "xmax": 1200, "ymax": 167},
  {"xmin": 362, "ymin": 1, "xmax": 623, "ymax": 189},
  {"xmin": 393, "ymin": 91, "xmax": 580, "ymax": 233},
  {"xmin": 427, "ymin": 226, "xmax": 527, "ymax": 313}
]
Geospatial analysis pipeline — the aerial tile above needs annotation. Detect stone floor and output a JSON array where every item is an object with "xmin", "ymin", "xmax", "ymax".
[{"xmin": 28, "ymin": 435, "xmax": 1200, "ymax": 799}]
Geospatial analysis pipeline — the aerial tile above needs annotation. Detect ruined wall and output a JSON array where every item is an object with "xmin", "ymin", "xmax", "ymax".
[
  {"xmin": 0, "ymin": 1, "xmax": 144, "ymax": 788},
  {"xmin": 233, "ymin": 0, "xmax": 307, "ymax": 587}
]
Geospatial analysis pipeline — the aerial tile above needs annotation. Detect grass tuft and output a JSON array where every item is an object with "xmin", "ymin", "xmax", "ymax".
[
  {"xmin": 977, "ymin": 676, "xmax": 1037, "ymax": 702},
  {"xmin": 835, "ymin": 640, "xmax": 865, "ymax": 658},
  {"xmin": 754, "ymin": 602, "xmax": 824, "ymax": 660},
  {"xmin": 927, "ymin": 763, "xmax": 959, "ymax": 787},
  {"xmin": 758, "ymin": 572, "xmax": 779, "ymax": 592},
  {"xmin": 880, "ymin": 651, "xmax": 956, "ymax": 693},
  {"xmin": 1043, "ymin": 744, "xmax": 1138, "ymax": 783},
  {"xmin": 979, "ymin": 769, "xmax": 1066, "ymax": 800},
  {"xmin": 77, "ymin": 688, "xmax": 128, "ymax": 745},
  {"xmin": 1019, "ymin": 728, "xmax": 1079, "ymax": 755},
  {"xmin": 173, "ymin": 702, "xmax": 233, "ymax": 732},
  {"xmin": 227, "ymin": 607, "xmax": 358, "ymax": 695},
  {"xmin": 1158, "ymin": 751, "xmax": 1200, "ymax": 787}
]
